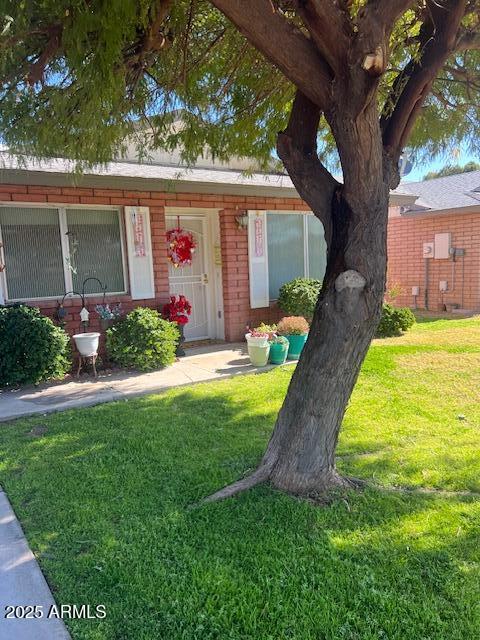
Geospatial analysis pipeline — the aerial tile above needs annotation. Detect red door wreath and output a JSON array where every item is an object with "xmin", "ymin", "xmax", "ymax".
[{"xmin": 166, "ymin": 217, "xmax": 196, "ymax": 268}]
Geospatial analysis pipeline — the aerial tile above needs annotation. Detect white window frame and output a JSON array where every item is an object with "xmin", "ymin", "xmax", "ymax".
[
  {"xmin": 266, "ymin": 210, "xmax": 321, "ymax": 302},
  {"xmin": 0, "ymin": 202, "xmax": 128, "ymax": 302}
]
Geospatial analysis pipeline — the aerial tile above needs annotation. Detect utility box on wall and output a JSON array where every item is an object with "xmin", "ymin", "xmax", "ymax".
[
  {"xmin": 423, "ymin": 242, "xmax": 434, "ymax": 258},
  {"xmin": 434, "ymin": 233, "xmax": 451, "ymax": 259}
]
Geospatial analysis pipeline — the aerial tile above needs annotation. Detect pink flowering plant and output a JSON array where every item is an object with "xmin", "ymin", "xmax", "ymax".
[{"xmin": 246, "ymin": 323, "xmax": 277, "ymax": 339}]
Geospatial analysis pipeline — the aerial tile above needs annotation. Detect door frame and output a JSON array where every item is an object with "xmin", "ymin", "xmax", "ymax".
[{"xmin": 165, "ymin": 207, "xmax": 224, "ymax": 341}]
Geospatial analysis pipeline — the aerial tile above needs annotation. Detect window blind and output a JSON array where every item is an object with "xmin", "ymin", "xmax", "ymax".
[
  {"xmin": 66, "ymin": 209, "xmax": 125, "ymax": 294},
  {"xmin": 0, "ymin": 207, "xmax": 64, "ymax": 299}
]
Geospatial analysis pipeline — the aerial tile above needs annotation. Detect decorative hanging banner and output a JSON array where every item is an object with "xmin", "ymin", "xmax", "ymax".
[
  {"xmin": 132, "ymin": 210, "xmax": 146, "ymax": 257},
  {"xmin": 255, "ymin": 216, "xmax": 264, "ymax": 257},
  {"xmin": 166, "ymin": 219, "xmax": 196, "ymax": 268}
]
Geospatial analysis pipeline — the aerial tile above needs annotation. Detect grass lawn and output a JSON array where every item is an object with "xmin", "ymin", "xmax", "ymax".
[{"xmin": 0, "ymin": 316, "xmax": 479, "ymax": 640}]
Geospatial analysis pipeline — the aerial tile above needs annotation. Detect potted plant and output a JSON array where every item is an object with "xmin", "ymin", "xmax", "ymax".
[
  {"xmin": 269, "ymin": 335, "xmax": 289, "ymax": 365},
  {"xmin": 72, "ymin": 331, "xmax": 100, "ymax": 356},
  {"xmin": 162, "ymin": 295, "xmax": 192, "ymax": 356},
  {"xmin": 277, "ymin": 316, "xmax": 309, "ymax": 360},
  {"xmin": 245, "ymin": 326, "xmax": 271, "ymax": 367},
  {"xmin": 95, "ymin": 303, "xmax": 122, "ymax": 331}
]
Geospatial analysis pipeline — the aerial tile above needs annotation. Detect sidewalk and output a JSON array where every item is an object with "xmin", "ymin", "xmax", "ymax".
[
  {"xmin": 0, "ymin": 488, "xmax": 71, "ymax": 640},
  {"xmin": 0, "ymin": 343, "xmax": 291, "ymax": 422}
]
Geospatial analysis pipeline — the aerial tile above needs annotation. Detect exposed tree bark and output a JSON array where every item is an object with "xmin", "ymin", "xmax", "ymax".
[
  {"xmin": 456, "ymin": 30, "xmax": 480, "ymax": 51},
  {"xmin": 264, "ymin": 88, "xmax": 389, "ymax": 495},
  {"xmin": 276, "ymin": 91, "xmax": 338, "ymax": 244},
  {"xmin": 361, "ymin": 0, "xmax": 417, "ymax": 34},
  {"xmin": 292, "ymin": 1, "xmax": 351, "ymax": 73}
]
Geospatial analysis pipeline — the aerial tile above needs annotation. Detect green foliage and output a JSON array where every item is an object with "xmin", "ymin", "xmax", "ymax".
[
  {"xmin": 423, "ymin": 161, "xmax": 480, "ymax": 181},
  {"xmin": 376, "ymin": 303, "xmax": 416, "ymax": 338},
  {"xmin": 0, "ymin": 1, "xmax": 290, "ymax": 170},
  {"xmin": 0, "ymin": 2, "xmax": 477, "ymax": 169},
  {"xmin": 254, "ymin": 322, "xmax": 277, "ymax": 334},
  {"xmin": 0, "ymin": 304, "xmax": 70, "ymax": 387},
  {"xmin": 277, "ymin": 278, "xmax": 321, "ymax": 319},
  {"xmin": 106, "ymin": 307, "xmax": 179, "ymax": 371}
]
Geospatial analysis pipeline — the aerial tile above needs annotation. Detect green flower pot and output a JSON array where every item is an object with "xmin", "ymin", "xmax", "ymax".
[
  {"xmin": 247, "ymin": 344, "xmax": 270, "ymax": 367},
  {"xmin": 286, "ymin": 334, "xmax": 307, "ymax": 360},
  {"xmin": 269, "ymin": 342, "xmax": 288, "ymax": 365}
]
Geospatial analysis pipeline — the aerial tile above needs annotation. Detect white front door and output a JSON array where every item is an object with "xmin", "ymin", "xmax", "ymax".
[{"xmin": 166, "ymin": 215, "xmax": 212, "ymax": 341}]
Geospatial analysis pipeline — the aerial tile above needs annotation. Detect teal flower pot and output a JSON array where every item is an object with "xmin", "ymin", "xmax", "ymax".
[
  {"xmin": 269, "ymin": 342, "xmax": 288, "ymax": 365},
  {"xmin": 286, "ymin": 334, "xmax": 307, "ymax": 360}
]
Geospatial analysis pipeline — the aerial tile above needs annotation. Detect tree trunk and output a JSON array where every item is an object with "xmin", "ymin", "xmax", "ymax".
[
  {"xmin": 262, "ymin": 98, "xmax": 391, "ymax": 496},
  {"xmin": 204, "ymin": 96, "xmax": 393, "ymax": 503},
  {"xmin": 265, "ymin": 188, "xmax": 389, "ymax": 494}
]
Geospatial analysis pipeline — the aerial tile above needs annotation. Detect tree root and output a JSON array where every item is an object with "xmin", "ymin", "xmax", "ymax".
[
  {"xmin": 200, "ymin": 465, "xmax": 367, "ymax": 506},
  {"xmin": 201, "ymin": 464, "xmax": 272, "ymax": 504}
]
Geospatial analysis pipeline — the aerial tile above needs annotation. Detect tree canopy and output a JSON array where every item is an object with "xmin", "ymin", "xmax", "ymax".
[{"xmin": 1, "ymin": 1, "xmax": 479, "ymax": 171}]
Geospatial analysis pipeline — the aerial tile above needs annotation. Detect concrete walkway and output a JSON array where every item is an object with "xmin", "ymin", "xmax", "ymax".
[
  {"xmin": 0, "ymin": 343, "xmax": 290, "ymax": 422},
  {"xmin": 0, "ymin": 488, "xmax": 71, "ymax": 640}
]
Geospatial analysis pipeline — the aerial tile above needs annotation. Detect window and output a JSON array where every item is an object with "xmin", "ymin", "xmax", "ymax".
[
  {"xmin": 66, "ymin": 209, "xmax": 125, "ymax": 294},
  {"xmin": 0, "ymin": 207, "xmax": 65, "ymax": 299},
  {"xmin": 267, "ymin": 212, "xmax": 327, "ymax": 300},
  {"xmin": 0, "ymin": 205, "xmax": 126, "ymax": 301}
]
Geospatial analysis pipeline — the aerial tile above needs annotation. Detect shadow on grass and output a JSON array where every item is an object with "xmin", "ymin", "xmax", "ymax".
[{"xmin": 0, "ymin": 386, "xmax": 479, "ymax": 639}]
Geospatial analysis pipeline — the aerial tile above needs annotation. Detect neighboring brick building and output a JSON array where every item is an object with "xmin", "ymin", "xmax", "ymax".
[
  {"xmin": 0, "ymin": 149, "xmax": 412, "ymax": 343},
  {"xmin": 388, "ymin": 171, "xmax": 480, "ymax": 314}
]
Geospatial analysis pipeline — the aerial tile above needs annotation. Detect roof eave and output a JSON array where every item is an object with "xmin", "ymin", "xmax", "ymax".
[
  {"xmin": 0, "ymin": 155, "xmax": 416, "ymax": 206},
  {"xmin": 400, "ymin": 204, "xmax": 480, "ymax": 218}
]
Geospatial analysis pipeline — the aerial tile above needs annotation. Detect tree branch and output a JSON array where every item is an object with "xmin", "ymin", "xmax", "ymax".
[
  {"xmin": 276, "ymin": 90, "xmax": 338, "ymax": 245},
  {"xmin": 362, "ymin": 0, "xmax": 417, "ymax": 32},
  {"xmin": 381, "ymin": 0, "xmax": 469, "ymax": 155},
  {"xmin": 354, "ymin": 1, "xmax": 416, "ymax": 80},
  {"xmin": 292, "ymin": 0, "xmax": 351, "ymax": 73},
  {"xmin": 456, "ymin": 31, "xmax": 480, "ymax": 51},
  {"xmin": 209, "ymin": 0, "xmax": 333, "ymax": 109},
  {"xmin": 27, "ymin": 24, "xmax": 62, "ymax": 85},
  {"xmin": 123, "ymin": 0, "xmax": 173, "ymax": 91}
]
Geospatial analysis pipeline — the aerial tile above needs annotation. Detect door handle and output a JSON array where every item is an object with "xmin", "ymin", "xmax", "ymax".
[{"xmin": 202, "ymin": 273, "xmax": 209, "ymax": 284}]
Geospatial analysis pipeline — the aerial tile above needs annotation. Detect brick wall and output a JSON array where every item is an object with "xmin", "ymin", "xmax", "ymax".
[
  {"xmin": 0, "ymin": 183, "xmax": 171, "ymax": 343},
  {"xmin": 387, "ymin": 212, "xmax": 480, "ymax": 312},
  {"xmin": 0, "ymin": 183, "xmax": 310, "ymax": 344},
  {"xmin": 3, "ymin": 182, "xmax": 478, "ymax": 344}
]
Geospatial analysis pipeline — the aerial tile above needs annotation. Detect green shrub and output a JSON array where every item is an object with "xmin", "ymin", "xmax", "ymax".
[
  {"xmin": 376, "ymin": 303, "xmax": 416, "ymax": 338},
  {"xmin": 277, "ymin": 278, "xmax": 321, "ymax": 320},
  {"xmin": 106, "ymin": 307, "xmax": 179, "ymax": 371},
  {"xmin": 0, "ymin": 304, "xmax": 71, "ymax": 387}
]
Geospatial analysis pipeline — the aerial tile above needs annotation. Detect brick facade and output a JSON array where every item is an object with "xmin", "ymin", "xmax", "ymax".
[
  {"xmin": 0, "ymin": 183, "xmax": 171, "ymax": 341},
  {"xmin": 5, "ymin": 182, "xmax": 475, "ymax": 345},
  {"xmin": 387, "ymin": 211, "xmax": 480, "ymax": 312},
  {"xmin": 0, "ymin": 183, "xmax": 310, "ymax": 343}
]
